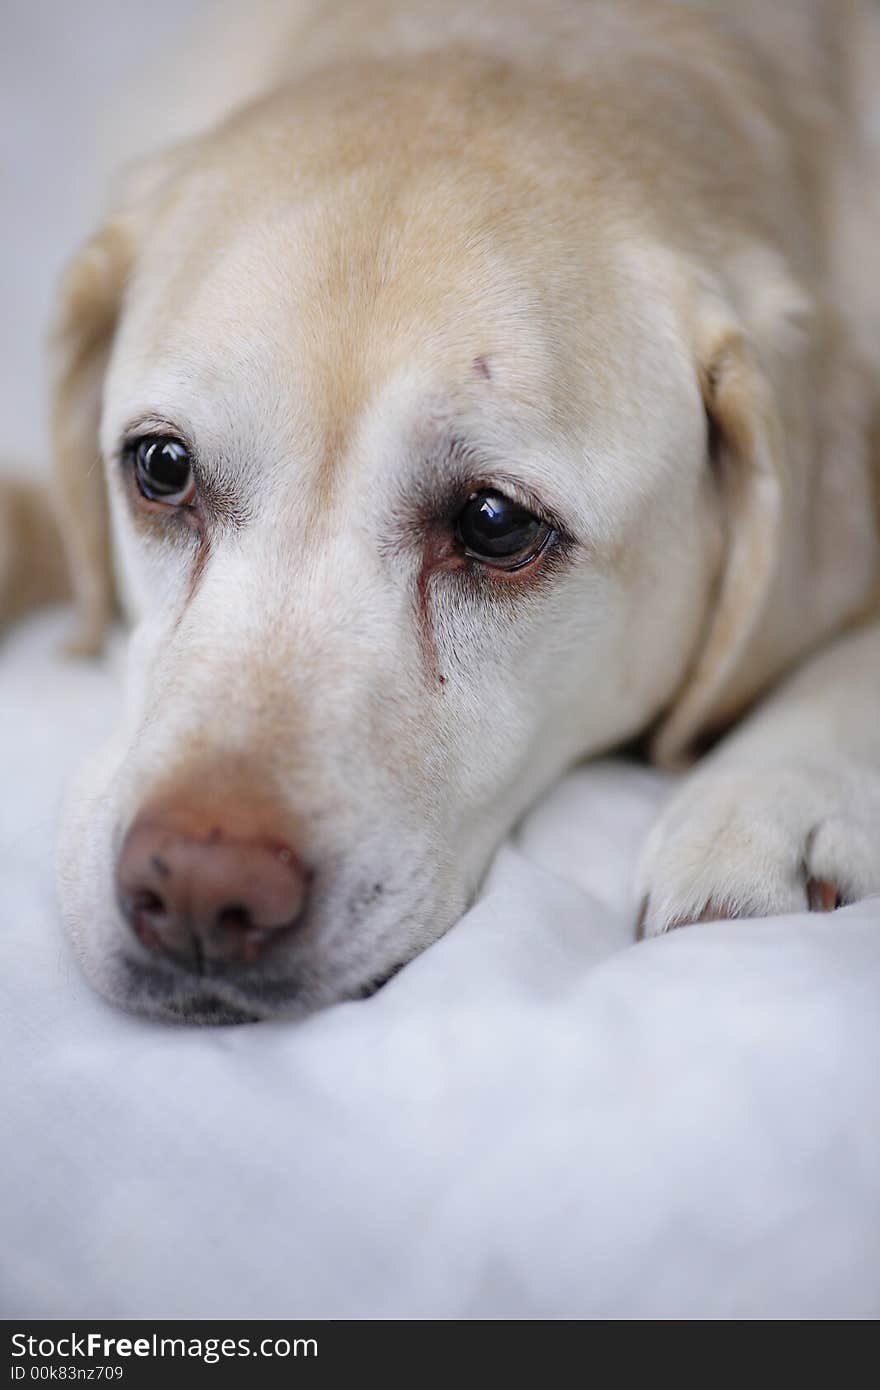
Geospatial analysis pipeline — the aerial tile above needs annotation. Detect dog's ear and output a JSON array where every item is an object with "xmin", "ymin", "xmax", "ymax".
[
  {"xmin": 650, "ymin": 277, "xmax": 791, "ymax": 767},
  {"xmin": 652, "ymin": 261, "xmax": 878, "ymax": 768},
  {"xmin": 50, "ymin": 147, "xmax": 185, "ymax": 654},
  {"xmin": 50, "ymin": 218, "xmax": 133, "ymax": 654}
]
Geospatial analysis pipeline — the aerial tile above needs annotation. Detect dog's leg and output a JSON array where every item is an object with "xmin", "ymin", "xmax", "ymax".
[
  {"xmin": 0, "ymin": 474, "xmax": 69, "ymax": 632},
  {"xmin": 638, "ymin": 618, "xmax": 880, "ymax": 935}
]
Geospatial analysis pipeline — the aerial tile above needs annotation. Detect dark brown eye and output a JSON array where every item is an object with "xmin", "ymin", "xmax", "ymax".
[
  {"xmin": 455, "ymin": 490, "xmax": 551, "ymax": 568},
  {"xmin": 131, "ymin": 436, "xmax": 194, "ymax": 505}
]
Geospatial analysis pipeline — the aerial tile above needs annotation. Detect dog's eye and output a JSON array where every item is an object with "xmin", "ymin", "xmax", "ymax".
[
  {"xmin": 455, "ymin": 490, "xmax": 551, "ymax": 568},
  {"xmin": 131, "ymin": 436, "xmax": 195, "ymax": 505}
]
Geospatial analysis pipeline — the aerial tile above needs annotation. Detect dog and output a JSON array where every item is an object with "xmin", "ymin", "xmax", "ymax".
[{"xmin": 2, "ymin": 0, "xmax": 879, "ymax": 1023}]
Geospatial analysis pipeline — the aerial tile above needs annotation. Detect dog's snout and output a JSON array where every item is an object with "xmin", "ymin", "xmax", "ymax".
[{"xmin": 116, "ymin": 814, "xmax": 309, "ymax": 968}]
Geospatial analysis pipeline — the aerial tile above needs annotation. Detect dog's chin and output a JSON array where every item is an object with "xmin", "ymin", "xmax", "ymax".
[
  {"xmin": 145, "ymin": 993, "xmax": 266, "ymax": 1026},
  {"xmin": 98, "ymin": 955, "xmax": 300, "ymax": 1025},
  {"xmin": 73, "ymin": 944, "xmax": 411, "ymax": 1027}
]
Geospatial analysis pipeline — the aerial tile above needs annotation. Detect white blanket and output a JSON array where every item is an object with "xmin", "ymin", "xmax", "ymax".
[{"xmin": 1, "ymin": 611, "xmax": 878, "ymax": 1319}]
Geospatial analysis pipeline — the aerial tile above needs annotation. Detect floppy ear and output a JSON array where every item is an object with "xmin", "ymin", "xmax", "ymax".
[
  {"xmin": 49, "ymin": 143, "xmax": 188, "ymax": 653},
  {"xmin": 651, "ymin": 263, "xmax": 879, "ymax": 768},
  {"xmin": 50, "ymin": 220, "xmax": 133, "ymax": 654},
  {"xmin": 650, "ymin": 288, "xmax": 789, "ymax": 767}
]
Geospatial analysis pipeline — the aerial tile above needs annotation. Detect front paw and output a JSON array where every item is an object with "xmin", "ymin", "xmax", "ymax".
[{"xmin": 636, "ymin": 763, "xmax": 880, "ymax": 937}]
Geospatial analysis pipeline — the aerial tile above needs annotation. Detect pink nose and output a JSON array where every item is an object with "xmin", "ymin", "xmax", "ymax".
[{"xmin": 116, "ymin": 815, "xmax": 310, "ymax": 968}]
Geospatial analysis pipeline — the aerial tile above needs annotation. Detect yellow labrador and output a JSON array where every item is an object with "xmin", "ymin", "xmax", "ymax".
[{"xmin": 3, "ymin": 0, "xmax": 880, "ymax": 1022}]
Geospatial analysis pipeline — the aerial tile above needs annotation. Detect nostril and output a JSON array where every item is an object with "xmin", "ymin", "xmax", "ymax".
[
  {"xmin": 123, "ymin": 887, "xmax": 169, "ymax": 952},
  {"xmin": 130, "ymin": 888, "xmax": 167, "ymax": 918},
  {"xmin": 216, "ymin": 904, "xmax": 252, "ymax": 931},
  {"xmin": 214, "ymin": 904, "xmax": 287, "ymax": 964}
]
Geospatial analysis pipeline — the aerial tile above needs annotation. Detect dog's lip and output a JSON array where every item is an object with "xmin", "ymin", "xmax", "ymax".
[
  {"xmin": 112, "ymin": 949, "xmax": 306, "ymax": 1022},
  {"xmin": 159, "ymin": 995, "xmax": 262, "ymax": 1025},
  {"xmin": 106, "ymin": 942, "xmax": 414, "ymax": 1023},
  {"xmin": 121, "ymin": 916, "xmax": 309, "ymax": 986}
]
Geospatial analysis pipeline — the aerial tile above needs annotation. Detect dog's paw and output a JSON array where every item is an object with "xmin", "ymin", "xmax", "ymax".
[{"xmin": 636, "ymin": 762, "xmax": 880, "ymax": 937}]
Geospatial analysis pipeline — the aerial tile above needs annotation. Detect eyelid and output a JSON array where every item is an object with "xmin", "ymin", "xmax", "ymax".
[
  {"xmin": 115, "ymin": 417, "xmax": 195, "ymax": 462},
  {"xmin": 461, "ymin": 476, "xmax": 568, "ymax": 540},
  {"xmin": 461, "ymin": 526, "xmax": 556, "ymax": 574}
]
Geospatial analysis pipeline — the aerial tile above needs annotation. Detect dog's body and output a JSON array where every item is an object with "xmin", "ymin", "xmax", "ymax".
[{"xmin": 3, "ymin": 0, "xmax": 880, "ymax": 1021}]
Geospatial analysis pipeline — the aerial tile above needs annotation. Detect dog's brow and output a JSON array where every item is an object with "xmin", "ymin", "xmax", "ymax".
[{"xmin": 406, "ymin": 435, "xmax": 487, "ymax": 517}]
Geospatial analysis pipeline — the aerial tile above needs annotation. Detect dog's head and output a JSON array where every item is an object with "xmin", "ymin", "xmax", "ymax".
[{"xmin": 53, "ymin": 58, "xmax": 815, "ymax": 1021}]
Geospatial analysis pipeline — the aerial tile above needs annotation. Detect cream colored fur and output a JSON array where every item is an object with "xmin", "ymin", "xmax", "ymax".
[{"xmin": 3, "ymin": 0, "xmax": 879, "ymax": 1020}]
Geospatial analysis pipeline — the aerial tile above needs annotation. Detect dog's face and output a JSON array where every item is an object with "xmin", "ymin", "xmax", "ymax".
[{"xmin": 57, "ymin": 70, "xmax": 731, "ymax": 1022}]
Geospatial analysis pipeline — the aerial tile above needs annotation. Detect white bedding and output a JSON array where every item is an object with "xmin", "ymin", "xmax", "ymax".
[{"xmin": 1, "ymin": 611, "xmax": 879, "ymax": 1319}]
